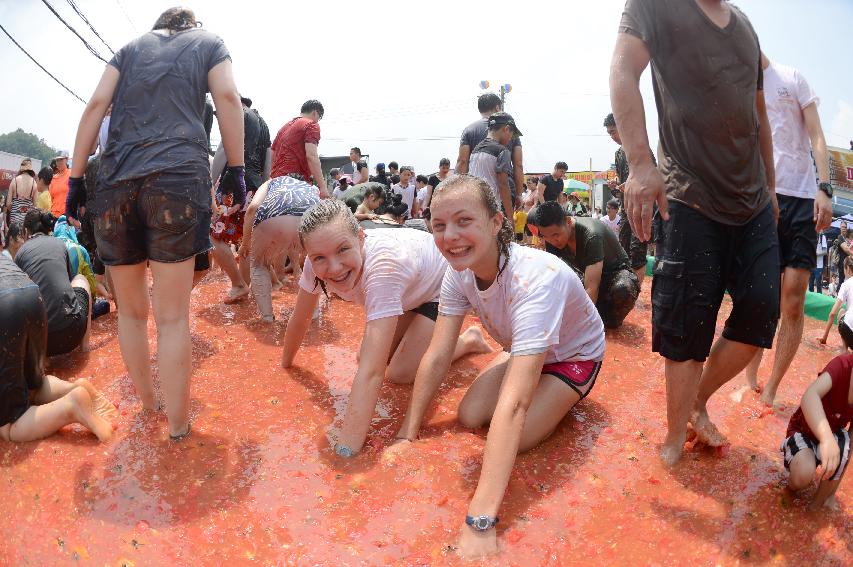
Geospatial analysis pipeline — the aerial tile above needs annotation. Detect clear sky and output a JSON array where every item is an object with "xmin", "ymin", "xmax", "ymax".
[{"xmin": 1, "ymin": 0, "xmax": 850, "ymax": 174}]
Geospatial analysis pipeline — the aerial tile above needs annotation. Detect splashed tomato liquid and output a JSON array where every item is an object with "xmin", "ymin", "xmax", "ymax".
[{"xmin": 1, "ymin": 272, "xmax": 850, "ymax": 565}]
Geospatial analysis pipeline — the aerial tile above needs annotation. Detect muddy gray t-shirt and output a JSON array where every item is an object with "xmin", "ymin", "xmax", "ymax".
[
  {"xmin": 620, "ymin": 0, "xmax": 767, "ymax": 225},
  {"xmin": 99, "ymin": 29, "xmax": 231, "ymax": 185}
]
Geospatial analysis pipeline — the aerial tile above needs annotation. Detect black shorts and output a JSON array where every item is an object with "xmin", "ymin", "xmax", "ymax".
[
  {"xmin": 777, "ymin": 194, "xmax": 817, "ymax": 271},
  {"xmin": 652, "ymin": 200, "xmax": 780, "ymax": 362},
  {"xmin": 93, "ymin": 167, "xmax": 213, "ymax": 266},
  {"xmin": 839, "ymin": 321, "xmax": 853, "ymax": 350},
  {"xmin": 46, "ymin": 287, "xmax": 89, "ymax": 356},
  {"xmin": 194, "ymin": 250, "xmax": 210, "ymax": 272},
  {"xmin": 0, "ymin": 285, "xmax": 47, "ymax": 426},
  {"xmin": 412, "ymin": 301, "xmax": 439, "ymax": 322},
  {"xmin": 619, "ymin": 219, "xmax": 649, "ymax": 270},
  {"xmin": 597, "ymin": 268, "xmax": 640, "ymax": 328}
]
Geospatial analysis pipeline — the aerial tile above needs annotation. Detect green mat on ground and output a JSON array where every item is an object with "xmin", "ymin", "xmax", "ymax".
[{"xmin": 644, "ymin": 256, "xmax": 834, "ymax": 321}]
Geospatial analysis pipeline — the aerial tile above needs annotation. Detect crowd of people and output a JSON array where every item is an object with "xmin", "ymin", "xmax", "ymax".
[{"xmin": 1, "ymin": 2, "xmax": 850, "ymax": 559}]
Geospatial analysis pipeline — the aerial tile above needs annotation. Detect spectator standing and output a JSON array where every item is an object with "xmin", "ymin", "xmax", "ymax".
[
  {"xmin": 370, "ymin": 163, "xmax": 390, "ymax": 188},
  {"xmin": 456, "ymin": 93, "xmax": 524, "ymax": 199},
  {"xmin": 467, "ymin": 112, "xmax": 519, "ymax": 217},
  {"xmin": 811, "ymin": 230, "xmax": 828, "ymax": 294},
  {"xmin": 611, "ymin": 0, "xmax": 779, "ymax": 465},
  {"xmin": 605, "ymin": 112, "xmax": 656, "ymax": 286},
  {"xmin": 391, "ymin": 166, "xmax": 417, "ymax": 218},
  {"xmin": 744, "ymin": 54, "xmax": 834, "ymax": 406},
  {"xmin": 415, "ymin": 175, "xmax": 430, "ymax": 216},
  {"xmin": 4, "ymin": 159, "xmax": 38, "ymax": 226},
  {"xmin": 68, "ymin": 7, "xmax": 245, "ymax": 439},
  {"xmin": 270, "ymin": 100, "xmax": 328, "ymax": 197},
  {"xmin": 342, "ymin": 147, "xmax": 366, "ymax": 184},
  {"xmin": 388, "ymin": 161, "xmax": 400, "ymax": 178},
  {"xmin": 426, "ymin": 158, "xmax": 452, "ymax": 211},
  {"xmin": 601, "ymin": 199, "xmax": 621, "ymax": 235},
  {"xmin": 35, "ymin": 167, "xmax": 53, "ymax": 212},
  {"xmin": 48, "ymin": 151, "xmax": 71, "ymax": 218},
  {"xmin": 537, "ymin": 162, "xmax": 568, "ymax": 203}
]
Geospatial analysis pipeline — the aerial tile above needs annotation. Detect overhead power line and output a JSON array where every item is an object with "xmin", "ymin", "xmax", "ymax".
[
  {"xmin": 114, "ymin": 0, "xmax": 139, "ymax": 33},
  {"xmin": 0, "ymin": 23, "xmax": 86, "ymax": 104},
  {"xmin": 40, "ymin": 0, "xmax": 108, "ymax": 63},
  {"xmin": 66, "ymin": 0, "xmax": 115, "ymax": 54}
]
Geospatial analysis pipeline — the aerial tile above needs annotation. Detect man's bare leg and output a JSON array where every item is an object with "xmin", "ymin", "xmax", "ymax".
[
  {"xmin": 744, "ymin": 349, "xmax": 763, "ymax": 393},
  {"xmin": 634, "ymin": 266, "xmax": 646, "ymax": 288},
  {"xmin": 661, "ymin": 358, "xmax": 703, "ymax": 466},
  {"xmin": 691, "ymin": 337, "xmax": 761, "ymax": 447},
  {"xmin": 761, "ymin": 268, "xmax": 809, "ymax": 406}
]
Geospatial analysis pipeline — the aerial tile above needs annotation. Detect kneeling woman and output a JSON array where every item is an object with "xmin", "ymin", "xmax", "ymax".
[
  {"xmin": 393, "ymin": 175, "xmax": 605, "ymax": 558},
  {"xmin": 240, "ymin": 175, "xmax": 321, "ymax": 321},
  {"xmin": 0, "ymin": 253, "xmax": 112, "ymax": 443},
  {"xmin": 282, "ymin": 200, "xmax": 491, "ymax": 456}
]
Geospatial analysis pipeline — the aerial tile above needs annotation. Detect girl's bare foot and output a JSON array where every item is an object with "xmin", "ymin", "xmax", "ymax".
[
  {"xmin": 73, "ymin": 379, "xmax": 117, "ymax": 419},
  {"xmin": 68, "ymin": 388, "xmax": 113, "ymax": 442}
]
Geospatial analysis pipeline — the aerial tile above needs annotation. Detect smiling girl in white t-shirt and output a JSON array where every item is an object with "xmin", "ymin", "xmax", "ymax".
[
  {"xmin": 281, "ymin": 200, "xmax": 491, "ymax": 457},
  {"xmin": 390, "ymin": 174, "xmax": 605, "ymax": 558}
]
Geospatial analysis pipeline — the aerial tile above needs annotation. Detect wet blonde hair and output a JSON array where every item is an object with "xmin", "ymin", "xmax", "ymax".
[
  {"xmin": 431, "ymin": 174, "xmax": 514, "ymax": 279},
  {"xmin": 298, "ymin": 199, "xmax": 361, "ymax": 295}
]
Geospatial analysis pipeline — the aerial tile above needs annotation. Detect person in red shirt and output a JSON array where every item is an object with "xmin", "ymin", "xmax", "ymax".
[
  {"xmin": 782, "ymin": 354, "xmax": 853, "ymax": 510},
  {"xmin": 270, "ymin": 100, "xmax": 328, "ymax": 197}
]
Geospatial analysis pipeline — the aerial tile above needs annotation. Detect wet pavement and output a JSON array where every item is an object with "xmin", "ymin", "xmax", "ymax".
[{"xmin": 1, "ymin": 271, "xmax": 851, "ymax": 566}]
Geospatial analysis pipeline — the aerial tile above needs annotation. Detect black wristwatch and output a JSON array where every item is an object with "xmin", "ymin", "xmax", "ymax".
[
  {"xmin": 465, "ymin": 515, "xmax": 499, "ymax": 531},
  {"xmin": 819, "ymin": 182, "xmax": 834, "ymax": 198}
]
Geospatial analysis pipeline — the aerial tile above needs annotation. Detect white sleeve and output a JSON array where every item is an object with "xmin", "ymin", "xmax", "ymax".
[
  {"xmin": 509, "ymin": 269, "xmax": 566, "ymax": 356},
  {"xmin": 795, "ymin": 70, "xmax": 819, "ymax": 110},
  {"xmin": 438, "ymin": 268, "xmax": 471, "ymax": 317},
  {"xmin": 298, "ymin": 258, "xmax": 321, "ymax": 295},
  {"xmin": 362, "ymin": 254, "xmax": 406, "ymax": 322}
]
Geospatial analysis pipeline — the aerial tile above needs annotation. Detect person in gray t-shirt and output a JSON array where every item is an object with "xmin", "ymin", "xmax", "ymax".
[{"xmin": 456, "ymin": 93, "xmax": 524, "ymax": 197}]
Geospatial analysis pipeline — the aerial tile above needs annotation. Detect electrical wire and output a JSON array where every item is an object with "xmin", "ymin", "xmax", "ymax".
[
  {"xmin": 114, "ymin": 0, "xmax": 139, "ymax": 33},
  {"xmin": 0, "ymin": 23, "xmax": 86, "ymax": 104},
  {"xmin": 66, "ymin": 0, "xmax": 114, "ymax": 54},
  {"xmin": 40, "ymin": 0, "xmax": 108, "ymax": 63}
]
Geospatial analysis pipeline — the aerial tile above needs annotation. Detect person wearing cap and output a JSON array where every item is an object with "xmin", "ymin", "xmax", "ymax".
[
  {"xmin": 370, "ymin": 163, "xmax": 389, "ymax": 188},
  {"xmin": 4, "ymin": 159, "xmax": 38, "ymax": 226},
  {"xmin": 537, "ymin": 162, "xmax": 568, "ymax": 203},
  {"xmin": 456, "ymin": 93, "xmax": 525, "ymax": 201},
  {"xmin": 467, "ymin": 112, "xmax": 520, "ymax": 217},
  {"xmin": 567, "ymin": 191, "xmax": 588, "ymax": 216},
  {"xmin": 48, "ymin": 151, "xmax": 71, "ymax": 219},
  {"xmin": 530, "ymin": 200, "xmax": 639, "ymax": 328}
]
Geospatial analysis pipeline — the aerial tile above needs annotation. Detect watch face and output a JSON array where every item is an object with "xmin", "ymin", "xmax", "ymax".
[{"xmin": 475, "ymin": 517, "xmax": 491, "ymax": 530}]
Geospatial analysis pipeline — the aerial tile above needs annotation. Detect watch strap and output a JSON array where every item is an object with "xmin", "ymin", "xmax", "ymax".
[{"xmin": 465, "ymin": 515, "xmax": 499, "ymax": 531}]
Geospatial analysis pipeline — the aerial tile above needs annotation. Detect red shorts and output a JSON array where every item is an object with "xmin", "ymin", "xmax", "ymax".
[{"xmin": 541, "ymin": 360, "xmax": 602, "ymax": 399}]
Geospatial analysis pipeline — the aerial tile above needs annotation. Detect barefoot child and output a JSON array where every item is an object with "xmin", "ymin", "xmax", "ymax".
[
  {"xmin": 0, "ymin": 253, "xmax": 113, "ymax": 443},
  {"xmin": 781, "ymin": 353, "xmax": 852, "ymax": 510},
  {"xmin": 820, "ymin": 257, "xmax": 853, "ymax": 350},
  {"xmin": 281, "ymin": 200, "xmax": 491, "ymax": 456},
  {"xmin": 391, "ymin": 175, "xmax": 605, "ymax": 558}
]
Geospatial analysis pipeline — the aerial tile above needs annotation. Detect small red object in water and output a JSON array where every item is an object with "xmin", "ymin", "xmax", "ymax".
[
  {"xmin": 758, "ymin": 408, "xmax": 774, "ymax": 419},
  {"xmin": 506, "ymin": 530, "xmax": 523, "ymax": 544},
  {"xmin": 136, "ymin": 520, "xmax": 149, "ymax": 532},
  {"xmin": 647, "ymin": 477, "xmax": 660, "ymax": 485}
]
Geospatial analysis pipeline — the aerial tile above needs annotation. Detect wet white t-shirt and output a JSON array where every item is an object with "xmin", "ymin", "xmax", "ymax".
[
  {"xmin": 764, "ymin": 61, "xmax": 820, "ymax": 199},
  {"xmin": 392, "ymin": 182, "xmax": 416, "ymax": 217},
  {"xmin": 601, "ymin": 214, "xmax": 620, "ymax": 235},
  {"xmin": 299, "ymin": 228, "xmax": 447, "ymax": 321},
  {"xmin": 439, "ymin": 243, "xmax": 605, "ymax": 363},
  {"xmin": 838, "ymin": 279, "xmax": 853, "ymax": 329}
]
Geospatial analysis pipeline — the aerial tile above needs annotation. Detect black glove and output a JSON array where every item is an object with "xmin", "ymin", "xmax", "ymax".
[
  {"xmin": 220, "ymin": 165, "xmax": 247, "ymax": 206},
  {"xmin": 66, "ymin": 176, "xmax": 87, "ymax": 219}
]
